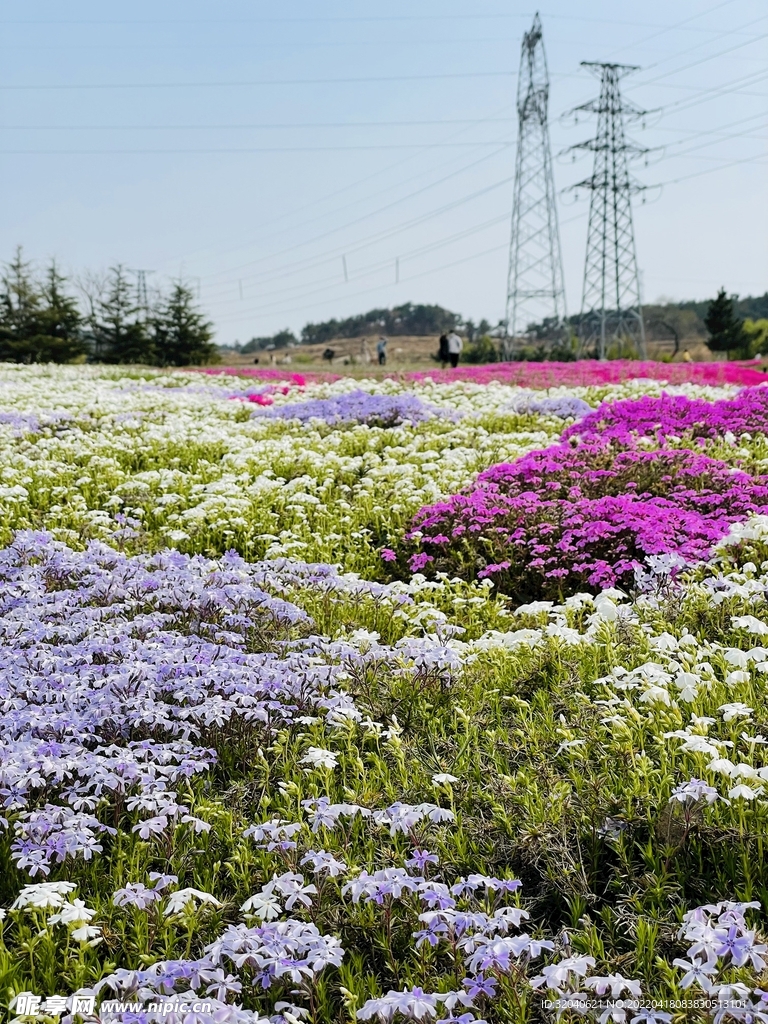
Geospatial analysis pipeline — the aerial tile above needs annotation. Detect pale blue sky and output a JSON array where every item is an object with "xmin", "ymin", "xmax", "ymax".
[{"xmin": 0, "ymin": 0, "xmax": 766, "ymax": 344}]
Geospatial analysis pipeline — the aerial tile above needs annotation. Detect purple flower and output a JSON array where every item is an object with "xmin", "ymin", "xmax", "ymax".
[
  {"xmin": 462, "ymin": 975, "xmax": 497, "ymax": 1000},
  {"xmin": 255, "ymin": 390, "xmax": 450, "ymax": 428},
  {"xmin": 406, "ymin": 849, "xmax": 440, "ymax": 871}
]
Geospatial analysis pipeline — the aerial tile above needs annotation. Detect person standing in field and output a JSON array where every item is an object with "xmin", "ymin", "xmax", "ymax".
[
  {"xmin": 377, "ymin": 336, "xmax": 388, "ymax": 365},
  {"xmin": 438, "ymin": 333, "xmax": 449, "ymax": 367},
  {"xmin": 446, "ymin": 330, "xmax": 462, "ymax": 368}
]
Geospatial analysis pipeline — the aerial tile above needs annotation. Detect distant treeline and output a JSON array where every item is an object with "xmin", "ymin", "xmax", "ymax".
[
  {"xmin": 526, "ymin": 294, "xmax": 768, "ymax": 343},
  {"xmin": 232, "ymin": 294, "xmax": 768, "ymax": 356},
  {"xmin": 236, "ymin": 303, "xmax": 495, "ymax": 352},
  {"xmin": 0, "ymin": 248, "xmax": 219, "ymax": 366}
]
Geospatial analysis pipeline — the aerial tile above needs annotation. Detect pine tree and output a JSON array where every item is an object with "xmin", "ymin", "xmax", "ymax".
[
  {"xmin": 94, "ymin": 265, "xmax": 153, "ymax": 364},
  {"xmin": 705, "ymin": 288, "xmax": 747, "ymax": 359},
  {"xmin": 36, "ymin": 262, "xmax": 88, "ymax": 362},
  {"xmin": 152, "ymin": 282, "xmax": 219, "ymax": 366},
  {"xmin": 0, "ymin": 246, "xmax": 45, "ymax": 361}
]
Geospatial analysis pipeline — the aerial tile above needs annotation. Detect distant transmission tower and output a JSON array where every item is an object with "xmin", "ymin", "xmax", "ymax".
[
  {"xmin": 504, "ymin": 12, "xmax": 566, "ymax": 359},
  {"xmin": 566, "ymin": 63, "xmax": 648, "ymax": 360},
  {"xmin": 129, "ymin": 269, "xmax": 154, "ymax": 318}
]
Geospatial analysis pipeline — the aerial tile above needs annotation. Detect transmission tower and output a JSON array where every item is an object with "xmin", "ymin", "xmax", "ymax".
[
  {"xmin": 566, "ymin": 63, "xmax": 648, "ymax": 360},
  {"xmin": 129, "ymin": 269, "xmax": 154, "ymax": 318},
  {"xmin": 503, "ymin": 12, "xmax": 566, "ymax": 359}
]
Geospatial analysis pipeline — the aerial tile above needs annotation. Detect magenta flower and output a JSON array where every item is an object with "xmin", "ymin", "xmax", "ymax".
[{"xmin": 401, "ymin": 434, "xmax": 768, "ymax": 599}]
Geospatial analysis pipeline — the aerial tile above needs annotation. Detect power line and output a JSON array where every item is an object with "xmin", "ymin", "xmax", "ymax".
[
  {"xmin": 207, "ymin": 212, "xmax": 514, "ymax": 312},
  {"xmin": 213, "ymin": 209, "xmax": 589, "ymax": 327},
  {"xmin": 167, "ymin": 96, "xmax": 764, "ymax": 310},
  {"xmin": 635, "ymin": 25, "xmax": 768, "ymax": 87},
  {"xmin": 199, "ymin": 145, "xmax": 515, "ymax": 286},
  {"xmin": 0, "ymin": 117, "xmax": 517, "ymax": 131},
  {"xmin": 195, "ymin": 104, "xmax": 765, "ymax": 304},
  {"xmin": 656, "ymin": 68, "xmax": 768, "ymax": 116},
  {"xmin": 0, "ymin": 11, "xmax": 759, "ymax": 29},
  {"xmin": 0, "ymin": 142, "xmax": 515, "ymax": 154},
  {"xmin": 607, "ymin": 0, "xmax": 748, "ymax": 60},
  {"xmin": 0, "ymin": 71, "xmax": 513, "ymax": 91},
  {"xmin": 201, "ymin": 170, "xmax": 516, "ymax": 299},
  {"xmin": 656, "ymin": 154, "xmax": 768, "ymax": 186},
  {"xmin": 154, "ymin": 103, "xmax": 516, "ymax": 274},
  {"xmin": 207, "ymin": 111, "xmax": 768, "ymax": 312}
]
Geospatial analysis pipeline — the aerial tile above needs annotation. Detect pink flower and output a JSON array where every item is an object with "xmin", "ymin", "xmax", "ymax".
[
  {"xmin": 380, "ymin": 548, "xmax": 397, "ymax": 562},
  {"xmin": 409, "ymin": 553, "xmax": 434, "ymax": 572}
]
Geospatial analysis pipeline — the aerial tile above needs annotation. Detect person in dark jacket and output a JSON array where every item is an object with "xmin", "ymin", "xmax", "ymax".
[{"xmin": 438, "ymin": 333, "xmax": 449, "ymax": 368}]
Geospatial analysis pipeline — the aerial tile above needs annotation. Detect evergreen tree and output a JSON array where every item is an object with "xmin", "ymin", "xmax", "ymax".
[
  {"xmin": 152, "ymin": 282, "xmax": 218, "ymax": 366},
  {"xmin": 0, "ymin": 246, "xmax": 45, "ymax": 361},
  {"xmin": 94, "ymin": 265, "xmax": 153, "ymax": 364},
  {"xmin": 0, "ymin": 250, "xmax": 88, "ymax": 363},
  {"xmin": 705, "ymin": 288, "xmax": 747, "ymax": 359},
  {"xmin": 36, "ymin": 262, "xmax": 88, "ymax": 362}
]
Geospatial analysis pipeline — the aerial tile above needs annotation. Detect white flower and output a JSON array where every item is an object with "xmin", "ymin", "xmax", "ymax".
[
  {"xmin": 164, "ymin": 887, "xmax": 222, "ymax": 916},
  {"xmin": 71, "ymin": 923, "xmax": 102, "ymax": 944},
  {"xmin": 241, "ymin": 880, "xmax": 282, "ymax": 921},
  {"xmin": 708, "ymin": 758, "xmax": 737, "ymax": 777},
  {"xmin": 300, "ymin": 747, "xmax": 339, "ymax": 771},
  {"xmin": 727, "ymin": 784, "xmax": 762, "ymax": 801},
  {"xmin": 639, "ymin": 685, "xmax": 670, "ymax": 706},
  {"xmin": 732, "ymin": 615, "xmax": 768, "ymax": 635},
  {"xmin": 726, "ymin": 670, "xmax": 751, "ymax": 686},
  {"xmin": 48, "ymin": 899, "xmax": 95, "ymax": 926},
  {"xmin": 431, "ymin": 773, "xmax": 458, "ymax": 786},
  {"xmin": 12, "ymin": 882, "xmax": 77, "ymax": 910},
  {"xmin": 593, "ymin": 595, "xmax": 618, "ymax": 621},
  {"xmin": 584, "ymin": 973, "xmax": 642, "ymax": 999},
  {"xmin": 672, "ymin": 956, "xmax": 718, "ymax": 991},
  {"xmin": 718, "ymin": 702, "xmax": 753, "ymax": 722}
]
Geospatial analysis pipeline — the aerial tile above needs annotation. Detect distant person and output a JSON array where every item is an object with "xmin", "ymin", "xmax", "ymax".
[
  {"xmin": 682, "ymin": 348, "xmax": 692, "ymax": 363},
  {"xmin": 377, "ymin": 336, "xmax": 388, "ymax": 365},
  {"xmin": 446, "ymin": 330, "xmax": 463, "ymax": 368},
  {"xmin": 361, "ymin": 337, "xmax": 372, "ymax": 364},
  {"xmin": 322, "ymin": 348, "xmax": 335, "ymax": 364},
  {"xmin": 438, "ymin": 333, "xmax": 449, "ymax": 368}
]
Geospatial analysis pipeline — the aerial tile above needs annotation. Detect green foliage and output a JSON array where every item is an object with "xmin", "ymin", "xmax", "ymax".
[
  {"xmin": 462, "ymin": 334, "xmax": 499, "ymax": 364},
  {"xmin": 705, "ymin": 288, "xmax": 748, "ymax": 359},
  {"xmin": 92, "ymin": 265, "xmax": 153, "ymax": 364},
  {"xmin": 0, "ymin": 249, "xmax": 220, "ymax": 367},
  {"xmin": 510, "ymin": 335, "xmax": 578, "ymax": 362},
  {"xmin": 0, "ymin": 248, "xmax": 87, "ymax": 363},
  {"xmin": 301, "ymin": 302, "xmax": 461, "ymax": 345},
  {"xmin": 744, "ymin": 318, "xmax": 768, "ymax": 357},
  {"xmin": 241, "ymin": 328, "xmax": 297, "ymax": 354},
  {"xmin": 152, "ymin": 281, "xmax": 219, "ymax": 367},
  {"xmin": 36, "ymin": 262, "xmax": 89, "ymax": 363}
]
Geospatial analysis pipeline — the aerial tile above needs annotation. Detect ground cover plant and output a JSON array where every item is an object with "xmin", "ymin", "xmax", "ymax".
[{"xmin": 3, "ymin": 365, "xmax": 768, "ymax": 1023}]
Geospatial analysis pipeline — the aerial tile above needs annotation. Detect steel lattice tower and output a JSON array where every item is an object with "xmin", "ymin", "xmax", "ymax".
[
  {"xmin": 129, "ymin": 268, "xmax": 154, "ymax": 318},
  {"xmin": 568, "ymin": 63, "xmax": 648, "ymax": 360},
  {"xmin": 503, "ymin": 13, "xmax": 566, "ymax": 358}
]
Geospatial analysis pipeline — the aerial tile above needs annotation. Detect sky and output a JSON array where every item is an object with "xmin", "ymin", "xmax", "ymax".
[{"xmin": 0, "ymin": 0, "xmax": 766, "ymax": 345}]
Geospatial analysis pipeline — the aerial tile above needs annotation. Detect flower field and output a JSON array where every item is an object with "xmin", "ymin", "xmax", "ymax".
[{"xmin": 4, "ymin": 363, "xmax": 768, "ymax": 1023}]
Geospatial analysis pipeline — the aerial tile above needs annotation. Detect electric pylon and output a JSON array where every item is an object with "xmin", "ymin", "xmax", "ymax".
[
  {"xmin": 503, "ymin": 13, "xmax": 567, "ymax": 359},
  {"xmin": 566, "ymin": 63, "xmax": 647, "ymax": 360},
  {"xmin": 129, "ymin": 269, "xmax": 154, "ymax": 318}
]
